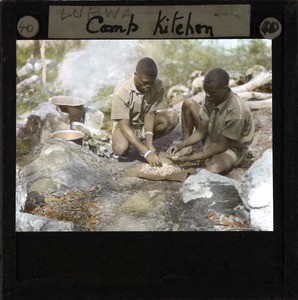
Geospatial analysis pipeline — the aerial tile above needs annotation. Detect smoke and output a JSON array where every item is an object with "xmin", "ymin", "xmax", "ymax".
[{"xmin": 58, "ymin": 40, "xmax": 139, "ymax": 101}]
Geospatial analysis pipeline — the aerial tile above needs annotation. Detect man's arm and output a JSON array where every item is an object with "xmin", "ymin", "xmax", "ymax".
[
  {"xmin": 143, "ymin": 111, "xmax": 156, "ymax": 152},
  {"xmin": 118, "ymin": 119, "xmax": 162, "ymax": 166},
  {"xmin": 181, "ymin": 135, "xmax": 233, "ymax": 162},
  {"xmin": 180, "ymin": 121, "xmax": 208, "ymax": 149},
  {"xmin": 168, "ymin": 119, "xmax": 208, "ymax": 155}
]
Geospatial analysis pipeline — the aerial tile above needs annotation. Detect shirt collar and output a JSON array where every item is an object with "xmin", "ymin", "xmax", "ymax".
[
  {"xmin": 214, "ymin": 88, "xmax": 232, "ymax": 112},
  {"xmin": 130, "ymin": 76, "xmax": 143, "ymax": 95}
]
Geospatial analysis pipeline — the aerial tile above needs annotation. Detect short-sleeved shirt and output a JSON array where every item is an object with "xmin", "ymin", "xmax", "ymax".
[
  {"xmin": 199, "ymin": 89, "xmax": 255, "ymax": 151},
  {"xmin": 111, "ymin": 76, "xmax": 165, "ymax": 129}
]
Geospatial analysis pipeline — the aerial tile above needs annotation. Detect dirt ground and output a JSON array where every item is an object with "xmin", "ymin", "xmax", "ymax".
[{"xmin": 24, "ymin": 105, "xmax": 272, "ymax": 231}]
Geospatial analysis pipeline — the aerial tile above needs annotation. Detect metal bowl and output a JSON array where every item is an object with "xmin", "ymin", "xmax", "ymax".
[
  {"xmin": 49, "ymin": 96, "xmax": 86, "ymax": 122},
  {"xmin": 50, "ymin": 130, "xmax": 84, "ymax": 145}
]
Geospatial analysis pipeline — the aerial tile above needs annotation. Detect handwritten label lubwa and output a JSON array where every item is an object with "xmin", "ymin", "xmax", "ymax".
[{"xmin": 48, "ymin": 5, "xmax": 250, "ymax": 39}]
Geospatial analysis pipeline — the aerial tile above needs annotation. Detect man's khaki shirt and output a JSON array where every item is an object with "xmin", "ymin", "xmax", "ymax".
[
  {"xmin": 111, "ymin": 77, "xmax": 164, "ymax": 128},
  {"xmin": 199, "ymin": 89, "xmax": 255, "ymax": 150}
]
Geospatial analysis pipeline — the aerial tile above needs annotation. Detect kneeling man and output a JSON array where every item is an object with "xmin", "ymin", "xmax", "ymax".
[
  {"xmin": 111, "ymin": 57, "xmax": 179, "ymax": 167},
  {"xmin": 168, "ymin": 67, "xmax": 255, "ymax": 174}
]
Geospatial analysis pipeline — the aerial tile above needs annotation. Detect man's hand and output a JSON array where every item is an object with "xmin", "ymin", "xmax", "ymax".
[
  {"xmin": 168, "ymin": 155, "xmax": 190, "ymax": 163},
  {"xmin": 167, "ymin": 142, "xmax": 183, "ymax": 156},
  {"xmin": 145, "ymin": 151, "xmax": 162, "ymax": 167}
]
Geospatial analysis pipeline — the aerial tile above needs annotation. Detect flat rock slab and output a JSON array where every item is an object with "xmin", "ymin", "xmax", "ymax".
[{"xmin": 176, "ymin": 169, "xmax": 246, "ymax": 231}]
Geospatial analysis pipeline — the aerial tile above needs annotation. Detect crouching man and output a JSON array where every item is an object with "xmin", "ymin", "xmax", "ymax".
[
  {"xmin": 168, "ymin": 67, "xmax": 255, "ymax": 174},
  {"xmin": 111, "ymin": 57, "xmax": 179, "ymax": 167}
]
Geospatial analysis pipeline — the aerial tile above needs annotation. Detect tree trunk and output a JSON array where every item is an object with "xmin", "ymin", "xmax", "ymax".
[
  {"xmin": 237, "ymin": 91, "xmax": 272, "ymax": 101},
  {"xmin": 247, "ymin": 99, "xmax": 272, "ymax": 110},
  {"xmin": 39, "ymin": 40, "xmax": 46, "ymax": 87}
]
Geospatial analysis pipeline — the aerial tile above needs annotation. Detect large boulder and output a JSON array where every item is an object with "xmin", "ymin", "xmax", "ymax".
[
  {"xmin": 16, "ymin": 167, "xmax": 76, "ymax": 231},
  {"xmin": 239, "ymin": 149, "xmax": 273, "ymax": 231},
  {"xmin": 19, "ymin": 139, "xmax": 107, "ymax": 195},
  {"xmin": 177, "ymin": 169, "xmax": 244, "ymax": 231}
]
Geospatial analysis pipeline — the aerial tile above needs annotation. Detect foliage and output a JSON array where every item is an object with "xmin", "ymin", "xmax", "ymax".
[
  {"xmin": 16, "ymin": 41, "xmax": 84, "ymax": 118},
  {"xmin": 135, "ymin": 39, "xmax": 272, "ymax": 86},
  {"xmin": 16, "ymin": 137, "xmax": 31, "ymax": 157},
  {"xmin": 16, "ymin": 42, "xmax": 35, "ymax": 66},
  {"xmin": 135, "ymin": 40, "xmax": 212, "ymax": 87}
]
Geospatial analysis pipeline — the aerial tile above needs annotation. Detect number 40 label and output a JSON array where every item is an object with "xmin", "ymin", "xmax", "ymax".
[{"xmin": 17, "ymin": 16, "xmax": 40, "ymax": 38}]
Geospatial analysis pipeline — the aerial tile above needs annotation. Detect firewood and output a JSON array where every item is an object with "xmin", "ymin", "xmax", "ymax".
[
  {"xmin": 231, "ymin": 70, "xmax": 272, "ymax": 93},
  {"xmin": 237, "ymin": 91, "xmax": 272, "ymax": 101},
  {"xmin": 246, "ymin": 99, "xmax": 272, "ymax": 110}
]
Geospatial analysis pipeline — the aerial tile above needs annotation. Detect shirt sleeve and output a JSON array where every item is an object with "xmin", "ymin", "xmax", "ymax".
[
  {"xmin": 111, "ymin": 87, "xmax": 130, "ymax": 121},
  {"xmin": 148, "ymin": 79, "xmax": 165, "ymax": 112},
  {"xmin": 222, "ymin": 117, "xmax": 246, "ymax": 141}
]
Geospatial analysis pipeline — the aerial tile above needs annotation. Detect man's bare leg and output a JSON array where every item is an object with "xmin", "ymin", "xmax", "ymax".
[
  {"xmin": 111, "ymin": 127, "xmax": 130, "ymax": 156},
  {"xmin": 201, "ymin": 152, "xmax": 234, "ymax": 174},
  {"xmin": 175, "ymin": 99, "xmax": 203, "ymax": 156},
  {"xmin": 153, "ymin": 111, "xmax": 179, "ymax": 138}
]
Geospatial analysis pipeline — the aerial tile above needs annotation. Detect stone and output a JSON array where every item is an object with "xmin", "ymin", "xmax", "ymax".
[
  {"xmin": 192, "ymin": 76, "xmax": 205, "ymax": 94},
  {"xmin": 20, "ymin": 139, "xmax": 106, "ymax": 195},
  {"xmin": 16, "ymin": 166, "xmax": 78, "ymax": 232},
  {"xmin": 239, "ymin": 149, "xmax": 273, "ymax": 208},
  {"xmin": 17, "ymin": 62, "xmax": 34, "ymax": 78},
  {"xmin": 19, "ymin": 102, "xmax": 70, "ymax": 144},
  {"xmin": 239, "ymin": 149, "xmax": 273, "ymax": 231},
  {"xmin": 16, "ymin": 169, "xmax": 27, "ymax": 212},
  {"xmin": 177, "ymin": 169, "xmax": 243, "ymax": 231},
  {"xmin": 34, "ymin": 59, "xmax": 57, "ymax": 71},
  {"xmin": 17, "ymin": 74, "xmax": 40, "ymax": 89},
  {"xmin": 16, "ymin": 211, "xmax": 76, "ymax": 232},
  {"xmin": 84, "ymin": 106, "xmax": 105, "ymax": 137},
  {"xmin": 250, "ymin": 204, "xmax": 273, "ymax": 231},
  {"xmin": 167, "ymin": 85, "xmax": 190, "ymax": 100}
]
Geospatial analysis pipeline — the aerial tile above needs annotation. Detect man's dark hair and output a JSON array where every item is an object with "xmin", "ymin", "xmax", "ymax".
[
  {"xmin": 204, "ymin": 68, "xmax": 230, "ymax": 87},
  {"xmin": 135, "ymin": 57, "xmax": 158, "ymax": 77}
]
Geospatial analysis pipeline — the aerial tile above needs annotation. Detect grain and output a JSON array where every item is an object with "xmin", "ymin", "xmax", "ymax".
[{"xmin": 140, "ymin": 163, "xmax": 183, "ymax": 176}]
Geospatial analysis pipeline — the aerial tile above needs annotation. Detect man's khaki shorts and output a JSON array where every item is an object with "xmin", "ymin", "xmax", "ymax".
[{"xmin": 112, "ymin": 121, "xmax": 145, "ymax": 140}]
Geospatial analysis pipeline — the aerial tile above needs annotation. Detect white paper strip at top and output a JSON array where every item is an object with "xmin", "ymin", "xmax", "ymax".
[{"xmin": 48, "ymin": 5, "xmax": 250, "ymax": 39}]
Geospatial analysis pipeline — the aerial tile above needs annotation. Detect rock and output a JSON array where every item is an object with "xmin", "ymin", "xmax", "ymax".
[
  {"xmin": 239, "ymin": 149, "xmax": 272, "ymax": 208},
  {"xmin": 20, "ymin": 139, "xmax": 106, "ymax": 195},
  {"xmin": 16, "ymin": 167, "xmax": 77, "ymax": 232},
  {"xmin": 239, "ymin": 149, "xmax": 273, "ymax": 231},
  {"xmin": 17, "ymin": 74, "xmax": 40, "ymax": 91},
  {"xmin": 249, "ymin": 203, "xmax": 273, "ymax": 231},
  {"xmin": 191, "ymin": 76, "xmax": 205, "ymax": 94},
  {"xmin": 34, "ymin": 59, "xmax": 57, "ymax": 71},
  {"xmin": 177, "ymin": 169, "xmax": 244, "ymax": 231},
  {"xmin": 17, "ymin": 62, "xmax": 34, "ymax": 78},
  {"xmin": 167, "ymin": 85, "xmax": 190, "ymax": 100},
  {"xmin": 16, "ymin": 169, "xmax": 27, "ymax": 212},
  {"xmin": 84, "ymin": 106, "xmax": 105, "ymax": 137},
  {"xmin": 99, "ymin": 214, "xmax": 167, "ymax": 231},
  {"xmin": 16, "ymin": 211, "xmax": 76, "ymax": 231},
  {"xmin": 189, "ymin": 70, "xmax": 202, "ymax": 81},
  {"xmin": 19, "ymin": 102, "xmax": 70, "ymax": 144}
]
